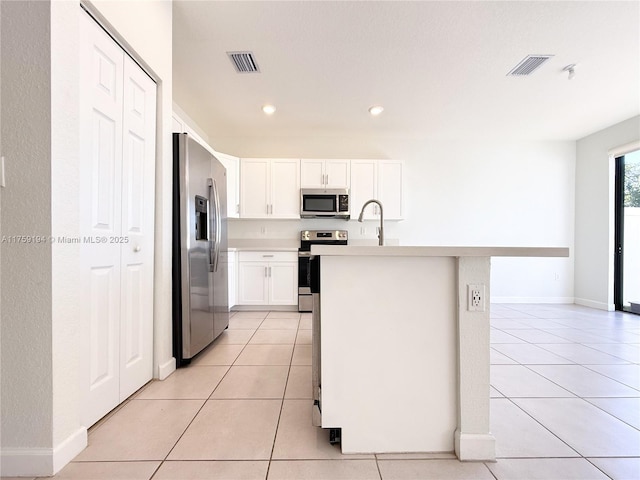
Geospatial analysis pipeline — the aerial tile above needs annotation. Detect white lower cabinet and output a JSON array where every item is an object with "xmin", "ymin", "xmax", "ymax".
[
  {"xmin": 238, "ymin": 252, "xmax": 297, "ymax": 306},
  {"xmin": 228, "ymin": 250, "xmax": 237, "ymax": 308}
]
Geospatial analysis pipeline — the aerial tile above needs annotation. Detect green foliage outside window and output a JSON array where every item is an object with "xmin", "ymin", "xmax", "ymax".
[{"xmin": 626, "ymin": 162, "xmax": 640, "ymax": 208}]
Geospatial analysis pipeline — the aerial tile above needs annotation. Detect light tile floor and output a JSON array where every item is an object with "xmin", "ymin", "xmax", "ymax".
[{"xmin": 16, "ymin": 304, "xmax": 640, "ymax": 479}]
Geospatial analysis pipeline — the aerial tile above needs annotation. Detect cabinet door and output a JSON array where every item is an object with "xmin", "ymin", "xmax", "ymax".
[
  {"xmin": 228, "ymin": 251, "xmax": 237, "ymax": 308},
  {"xmin": 325, "ymin": 160, "xmax": 350, "ymax": 188},
  {"xmin": 240, "ymin": 159, "xmax": 270, "ymax": 218},
  {"xmin": 350, "ymin": 160, "xmax": 377, "ymax": 220},
  {"xmin": 300, "ymin": 159, "xmax": 325, "ymax": 188},
  {"xmin": 271, "ymin": 159, "xmax": 300, "ymax": 218},
  {"xmin": 269, "ymin": 262, "xmax": 298, "ymax": 305},
  {"xmin": 378, "ymin": 160, "xmax": 404, "ymax": 220},
  {"xmin": 216, "ymin": 152, "xmax": 240, "ymax": 218},
  {"xmin": 238, "ymin": 262, "xmax": 269, "ymax": 304}
]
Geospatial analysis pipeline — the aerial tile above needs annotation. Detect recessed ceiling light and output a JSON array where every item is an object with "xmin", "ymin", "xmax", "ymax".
[
  {"xmin": 262, "ymin": 104, "xmax": 276, "ymax": 115},
  {"xmin": 368, "ymin": 105, "xmax": 384, "ymax": 116}
]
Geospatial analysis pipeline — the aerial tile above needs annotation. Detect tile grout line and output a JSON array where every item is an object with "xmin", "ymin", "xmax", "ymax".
[
  {"xmin": 52, "ymin": 306, "xmax": 638, "ymax": 478},
  {"xmin": 150, "ymin": 313, "xmax": 269, "ymax": 479},
  {"xmin": 265, "ymin": 312, "xmax": 301, "ymax": 480},
  {"xmin": 502, "ymin": 388, "xmax": 594, "ymax": 461},
  {"xmin": 373, "ymin": 454, "xmax": 384, "ymax": 480},
  {"xmin": 584, "ymin": 458, "xmax": 615, "ymax": 480}
]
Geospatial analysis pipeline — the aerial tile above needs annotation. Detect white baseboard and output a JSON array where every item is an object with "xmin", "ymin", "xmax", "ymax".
[
  {"xmin": 454, "ymin": 430, "xmax": 496, "ymax": 461},
  {"xmin": 491, "ymin": 296, "xmax": 574, "ymax": 304},
  {"xmin": 232, "ymin": 305, "xmax": 299, "ymax": 312},
  {"xmin": 158, "ymin": 357, "xmax": 176, "ymax": 380},
  {"xmin": 1, "ymin": 427, "xmax": 86, "ymax": 477},
  {"xmin": 53, "ymin": 427, "xmax": 87, "ymax": 473},
  {"xmin": 574, "ymin": 298, "xmax": 614, "ymax": 311}
]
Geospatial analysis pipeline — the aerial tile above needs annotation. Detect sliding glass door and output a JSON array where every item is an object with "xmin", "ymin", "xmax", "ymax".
[{"xmin": 614, "ymin": 149, "xmax": 640, "ymax": 312}]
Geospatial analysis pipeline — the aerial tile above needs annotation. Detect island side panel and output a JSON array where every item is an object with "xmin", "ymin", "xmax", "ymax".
[
  {"xmin": 454, "ymin": 256, "xmax": 495, "ymax": 461},
  {"xmin": 320, "ymin": 255, "xmax": 458, "ymax": 454}
]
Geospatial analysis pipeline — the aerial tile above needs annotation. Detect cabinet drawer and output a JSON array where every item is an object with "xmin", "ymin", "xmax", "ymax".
[{"xmin": 238, "ymin": 251, "xmax": 297, "ymax": 263}]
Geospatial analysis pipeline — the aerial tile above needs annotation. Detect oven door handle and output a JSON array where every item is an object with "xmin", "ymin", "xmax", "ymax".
[{"xmin": 298, "ymin": 251, "xmax": 313, "ymax": 257}]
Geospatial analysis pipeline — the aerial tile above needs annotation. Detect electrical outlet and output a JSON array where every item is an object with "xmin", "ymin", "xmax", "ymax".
[{"xmin": 468, "ymin": 284, "xmax": 485, "ymax": 312}]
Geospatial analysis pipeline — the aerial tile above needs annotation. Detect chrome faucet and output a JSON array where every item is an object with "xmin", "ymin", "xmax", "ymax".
[{"xmin": 357, "ymin": 199, "xmax": 384, "ymax": 246}]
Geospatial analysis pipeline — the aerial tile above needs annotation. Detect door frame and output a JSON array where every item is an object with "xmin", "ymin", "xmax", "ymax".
[
  {"xmin": 613, "ymin": 154, "xmax": 625, "ymax": 311},
  {"xmin": 608, "ymin": 140, "xmax": 640, "ymax": 311}
]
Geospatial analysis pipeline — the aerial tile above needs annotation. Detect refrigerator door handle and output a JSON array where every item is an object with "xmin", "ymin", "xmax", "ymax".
[
  {"xmin": 207, "ymin": 178, "xmax": 215, "ymax": 272},
  {"xmin": 207, "ymin": 178, "xmax": 218, "ymax": 272},
  {"xmin": 211, "ymin": 178, "xmax": 222, "ymax": 272}
]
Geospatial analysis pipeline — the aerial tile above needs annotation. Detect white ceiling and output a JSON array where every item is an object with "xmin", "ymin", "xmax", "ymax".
[{"xmin": 172, "ymin": 1, "xmax": 640, "ymax": 143}]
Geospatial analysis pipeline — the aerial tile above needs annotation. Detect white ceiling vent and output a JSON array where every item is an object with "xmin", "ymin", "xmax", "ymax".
[
  {"xmin": 507, "ymin": 55, "xmax": 554, "ymax": 76},
  {"xmin": 227, "ymin": 51, "xmax": 260, "ymax": 73}
]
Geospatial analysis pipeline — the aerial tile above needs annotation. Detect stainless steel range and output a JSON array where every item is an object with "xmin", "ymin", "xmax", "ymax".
[{"xmin": 298, "ymin": 230, "xmax": 348, "ymax": 312}]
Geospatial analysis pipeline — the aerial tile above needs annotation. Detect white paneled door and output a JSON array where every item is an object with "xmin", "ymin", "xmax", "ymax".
[{"xmin": 80, "ymin": 11, "xmax": 156, "ymax": 427}]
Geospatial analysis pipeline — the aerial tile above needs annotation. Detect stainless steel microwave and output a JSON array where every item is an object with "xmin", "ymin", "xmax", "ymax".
[{"xmin": 300, "ymin": 188, "xmax": 350, "ymax": 219}]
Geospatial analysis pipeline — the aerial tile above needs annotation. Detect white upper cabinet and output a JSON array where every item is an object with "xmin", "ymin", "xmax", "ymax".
[
  {"xmin": 350, "ymin": 160, "xmax": 378, "ymax": 220},
  {"xmin": 350, "ymin": 160, "xmax": 404, "ymax": 220},
  {"xmin": 301, "ymin": 159, "xmax": 350, "ymax": 189},
  {"xmin": 240, "ymin": 158, "xmax": 300, "ymax": 219},
  {"xmin": 240, "ymin": 159, "xmax": 270, "ymax": 218},
  {"xmin": 214, "ymin": 152, "xmax": 240, "ymax": 218}
]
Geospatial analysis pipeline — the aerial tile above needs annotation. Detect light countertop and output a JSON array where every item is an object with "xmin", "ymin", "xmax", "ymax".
[{"xmin": 310, "ymin": 245, "xmax": 570, "ymax": 257}]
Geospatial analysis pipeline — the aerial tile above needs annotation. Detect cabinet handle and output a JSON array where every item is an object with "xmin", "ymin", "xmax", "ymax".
[
  {"xmin": 326, "ymin": 173, "xmax": 329, "ymax": 185},
  {"xmin": 134, "ymin": 245, "xmax": 141, "ymax": 252},
  {"xmin": 263, "ymin": 254, "xmax": 274, "ymax": 257},
  {"xmin": 268, "ymin": 266, "xmax": 272, "ymax": 277},
  {"xmin": 265, "ymin": 266, "xmax": 268, "ymax": 278}
]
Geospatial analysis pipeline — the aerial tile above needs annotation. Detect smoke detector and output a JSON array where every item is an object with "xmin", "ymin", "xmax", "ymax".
[
  {"xmin": 507, "ymin": 55, "xmax": 554, "ymax": 76},
  {"xmin": 227, "ymin": 51, "xmax": 260, "ymax": 73}
]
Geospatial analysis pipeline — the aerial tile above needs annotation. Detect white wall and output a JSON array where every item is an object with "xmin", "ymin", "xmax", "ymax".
[
  {"xmin": 216, "ymin": 136, "xmax": 576, "ymax": 302},
  {"xmin": 51, "ymin": 0, "xmax": 83, "ymax": 457},
  {"xmin": 1, "ymin": 0, "xmax": 54, "ymax": 452},
  {"xmin": 0, "ymin": 0, "xmax": 173, "ymax": 476},
  {"xmin": 575, "ymin": 116, "xmax": 640, "ymax": 310}
]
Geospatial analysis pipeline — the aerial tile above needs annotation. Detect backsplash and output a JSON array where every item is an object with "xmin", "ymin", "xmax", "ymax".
[{"xmin": 228, "ymin": 218, "xmax": 400, "ymax": 243}]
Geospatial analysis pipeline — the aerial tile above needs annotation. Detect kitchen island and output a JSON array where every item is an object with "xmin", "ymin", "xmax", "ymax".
[{"xmin": 310, "ymin": 245, "xmax": 569, "ymax": 460}]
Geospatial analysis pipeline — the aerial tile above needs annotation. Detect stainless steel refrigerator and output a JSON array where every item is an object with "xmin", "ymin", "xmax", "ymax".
[{"xmin": 172, "ymin": 133, "xmax": 229, "ymax": 366}]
